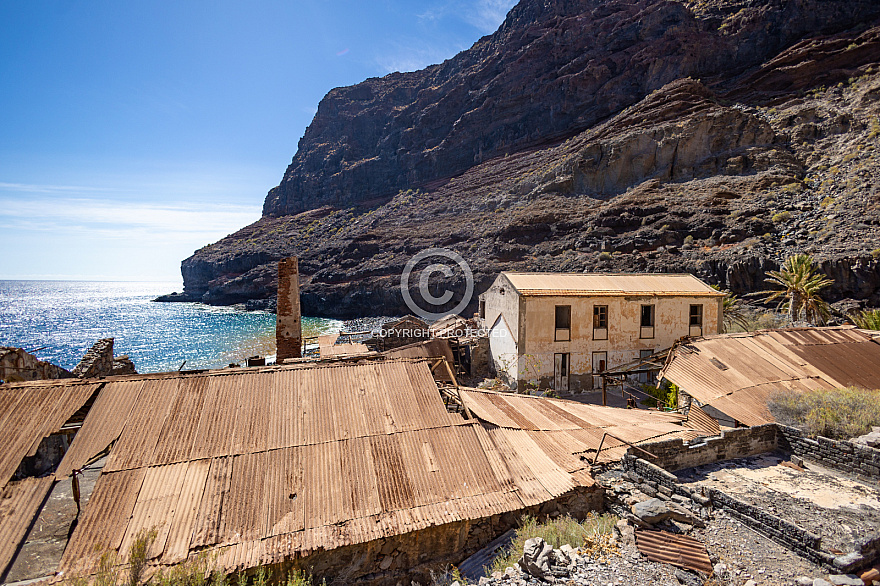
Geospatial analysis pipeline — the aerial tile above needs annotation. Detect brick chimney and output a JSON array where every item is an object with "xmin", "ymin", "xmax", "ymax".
[{"xmin": 276, "ymin": 258, "xmax": 302, "ymax": 361}]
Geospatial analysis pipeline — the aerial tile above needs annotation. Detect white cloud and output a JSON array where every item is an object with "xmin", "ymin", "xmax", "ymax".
[
  {"xmin": 463, "ymin": 0, "xmax": 517, "ymax": 34},
  {"xmin": 0, "ymin": 197, "xmax": 261, "ymax": 242}
]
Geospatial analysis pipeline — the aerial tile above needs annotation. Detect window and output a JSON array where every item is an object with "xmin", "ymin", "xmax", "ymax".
[
  {"xmin": 555, "ymin": 305, "xmax": 571, "ymax": 341},
  {"xmin": 593, "ymin": 305, "xmax": 608, "ymax": 340},
  {"xmin": 640, "ymin": 304, "xmax": 655, "ymax": 339},
  {"xmin": 593, "ymin": 305, "xmax": 607, "ymax": 328},
  {"xmin": 690, "ymin": 304, "xmax": 703, "ymax": 327},
  {"xmin": 479, "ymin": 299, "xmax": 486, "ymax": 319},
  {"xmin": 640, "ymin": 305, "xmax": 655, "ymax": 327}
]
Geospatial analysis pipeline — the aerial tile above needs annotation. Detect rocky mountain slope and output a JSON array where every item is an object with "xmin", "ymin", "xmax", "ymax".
[{"xmin": 163, "ymin": 0, "xmax": 880, "ymax": 318}]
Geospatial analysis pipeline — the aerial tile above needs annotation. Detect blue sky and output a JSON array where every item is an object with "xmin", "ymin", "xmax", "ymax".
[{"xmin": 0, "ymin": 0, "xmax": 516, "ymax": 282}]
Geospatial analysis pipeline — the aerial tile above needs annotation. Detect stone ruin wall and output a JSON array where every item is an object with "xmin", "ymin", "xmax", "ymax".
[
  {"xmin": 253, "ymin": 486, "xmax": 603, "ymax": 586},
  {"xmin": 0, "ymin": 348, "xmax": 73, "ymax": 382}
]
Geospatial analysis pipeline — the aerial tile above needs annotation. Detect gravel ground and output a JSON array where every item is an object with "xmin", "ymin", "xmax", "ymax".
[{"xmin": 471, "ymin": 510, "xmax": 828, "ymax": 586}]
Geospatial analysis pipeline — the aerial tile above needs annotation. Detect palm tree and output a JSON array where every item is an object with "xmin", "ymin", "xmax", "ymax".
[
  {"xmin": 854, "ymin": 309, "xmax": 880, "ymax": 330},
  {"xmin": 763, "ymin": 254, "xmax": 833, "ymax": 325},
  {"xmin": 712, "ymin": 285, "xmax": 751, "ymax": 332}
]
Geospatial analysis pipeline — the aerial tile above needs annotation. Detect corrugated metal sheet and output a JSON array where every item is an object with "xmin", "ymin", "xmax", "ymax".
[
  {"xmin": 661, "ymin": 327, "xmax": 880, "ymax": 425},
  {"xmin": 0, "ymin": 381, "xmax": 100, "ymax": 488},
  {"xmin": 0, "ymin": 476, "xmax": 54, "ymax": 578},
  {"xmin": 57, "ymin": 359, "xmax": 590, "ymax": 577},
  {"xmin": 429, "ymin": 315, "xmax": 471, "ymax": 338},
  {"xmin": 382, "ymin": 339, "xmax": 455, "ymax": 363},
  {"xmin": 634, "ymin": 528, "xmax": 713, "ymax": 574},
  {"xmin": 459, "ymin": 389, "xmax": 698, "ymax": 463},
  {"xmin": 686, "ymin": 404, "xmax": 720, "ymax": 436},
  {"xmin": 502, "ymin": 272, "xmax": 724, "ymax": 297},
  {"xmin": 320, "ymin": 342, "xmax": 370, "ymax": 357}
]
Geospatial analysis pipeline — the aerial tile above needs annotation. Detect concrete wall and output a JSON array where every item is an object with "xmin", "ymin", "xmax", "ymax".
[{"xmin": 485, "ymin": 287, "xmax": 720, "ymax": 391}]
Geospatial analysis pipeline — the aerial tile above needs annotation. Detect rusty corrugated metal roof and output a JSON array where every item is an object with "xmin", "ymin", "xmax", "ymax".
[
  {"xmin": 52, "ymin": 359, "xmax": 590, "ymax": 577},
  {"xmin": 501, "ymin": 272, "xmax": 724, "ymax": 297},
  {"xmin": 686, "ymin": 404, "xmax": 720, "ymax": 436},
  {"xmin": 0, "ymin": 380, "xmax": 100, "ymax": 488},
  {"xmin": 661, "ymin": 327, "xmax": 880, "ymax": 426},
  {"xmin": 319, "ymin": 342, "xmax": 371, "ymax": 357},
  {"xmin": 0, "ymin": 476, "xmax": 54, "ymax": 578},
  {"xmin": 634, "ymin": 528, "xmax": 713, "ymax": 574},
  {"xmin": 459, "ymin": 389, "xmax": 699, "ymax": 464}
]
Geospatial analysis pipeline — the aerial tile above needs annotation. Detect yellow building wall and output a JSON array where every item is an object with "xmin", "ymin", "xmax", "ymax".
[{"xmin": 517, "ymin": 294, "xmax": 721, "ymax": 390}]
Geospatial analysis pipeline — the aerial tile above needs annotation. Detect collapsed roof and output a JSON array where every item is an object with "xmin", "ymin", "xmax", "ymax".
[
  {"xmin": 660, "ymin": 326, "xmax": 880, "ymax": 426},
  {"xmin": 458, "ymin": 388, "xmax": 703, "ymax": 466},
  {"xmin": 3, "ymin": 359, "xmax": 594, "ymax": 580}
]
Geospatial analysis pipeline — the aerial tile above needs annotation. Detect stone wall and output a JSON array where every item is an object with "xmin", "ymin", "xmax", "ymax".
[
  {"xmin": 268, "ymin": 485, "xmax": 604, "ymax": 586},
  {"xmin": 622, "ymin": 424, "xmax": 880, "ymax": 572},
  {"xmin": 631, "ymin": 424, "xmax": 779, "ymax": 472},
  {"xmin": 777, "ymin": 425, "xmax": 880, "ymax": 482},
  {"xmin": 0, "ymin": 347, "xmax": 72, "ymax": 383},
  {"xmin": 72, "ymin": 339, "xmax": 115, "ymax": 378}
]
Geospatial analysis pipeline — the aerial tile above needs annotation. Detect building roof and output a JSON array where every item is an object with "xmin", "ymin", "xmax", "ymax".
[
  {"xmin": 499, "ymin": 272, "xmax": 724, "ymax": 297},
  {"xmin": 0, "ymin": 379, "xmax": 99, "ymax": 577},
  {"xmin": 660, "ymin": 327, "xmax": 880, "ymax": 426},
  {"xmin": 459, "ymin": 389, "xmax": 702, "ymax": 465},
  {"xmin": 9, "ymin": 359, "xmax": 592, "ymax": 578}
]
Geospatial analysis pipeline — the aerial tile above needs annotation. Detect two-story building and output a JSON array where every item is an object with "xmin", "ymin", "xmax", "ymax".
[{"xmin": 479, "ymin": 272, "xmax": 724, "ymax": 392}]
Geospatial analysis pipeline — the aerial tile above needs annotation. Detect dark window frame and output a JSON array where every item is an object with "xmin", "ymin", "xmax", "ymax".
[
  {"xmin": 690, "ymin": 304, "xmax": 703, "ymax": 327},
  {"xmin": 640, "ymin": 304, "xmax": 655, "ymax": 328}
]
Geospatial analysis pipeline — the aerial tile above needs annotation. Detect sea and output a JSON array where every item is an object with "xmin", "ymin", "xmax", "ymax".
[{"xmin": 0, "ymin": 281, "xmax": 342, "ymax": 373}]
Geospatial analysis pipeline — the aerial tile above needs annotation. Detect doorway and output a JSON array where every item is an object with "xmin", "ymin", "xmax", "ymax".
[
  {"xmin": 592, "ymin": 351, "xmax": 607, "ymax": 389},
  {"xmin": 554, "ymin": 353, "xmax": 569, "ymax": 392}
]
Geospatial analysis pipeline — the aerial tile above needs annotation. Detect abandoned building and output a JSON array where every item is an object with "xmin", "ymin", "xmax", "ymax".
[
  {"xmin": 661, "ymin": 326, "xmax": 880, "ymax": 427},
  {"xmin": 2, "ymin": 357, "xmax": 639, "ymax": 585},
  {"xmin": 479, "ymin": 272, "xmax": 724, "ymax": 392}
]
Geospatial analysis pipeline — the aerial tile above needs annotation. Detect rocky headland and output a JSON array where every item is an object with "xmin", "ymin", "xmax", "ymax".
[{"xmin": 160, "ymin": 0, "xmax": 880, "ymax": 318}]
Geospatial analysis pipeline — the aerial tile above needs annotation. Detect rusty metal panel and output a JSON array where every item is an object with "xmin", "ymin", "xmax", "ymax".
[
  {"xmin": 662, "ymin": 327, "xmax": 880, "ymax": 426},
  {"xmin": 634, "ymin": 528, "xmax": 713, "ymax": 574},
  {"xmin": 57, "ymin": 380, "xmax": 145, "ymax": 478},
  {"xmin": 686, "ymin": 404, "xmax": 720, "ymax": 436},
  {"xmin": 503, "ymin": 272, "xmax": 724, "ymax": 297},
  {"xmin": 0, "ymin": 476, "xmax": 54, "ymax": 577},
  {"xmin": 106, "ymin": 377, "xmax": 181, "ymax": 472},
  {"xmin": 0, "ymin": 381, "xmax": 100, "ymax": 488},
  {"xmin": 61, "ymin": 468, "xmax": 147, "ymax": 576},
  {"xmin": 320, "ymin": 342, "xmax": 370, "ymax": 357},
  {"xmin": 191, "ymin": 456, "xmax": 233, "ymax": 548},
  {"xmin": 382, "ymin": 339, "xmax": 455, "ymax": 363},
  {"xmin": 160, "ymin": 459, "xmax": 210, "ymax": 564}
]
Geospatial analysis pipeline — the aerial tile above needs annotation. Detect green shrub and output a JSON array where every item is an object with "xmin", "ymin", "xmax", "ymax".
[
  {"xmin": 598, "ymin": 251, "xmax": 612, "ymax": 261},
  {"xmin": 487, "ymin": 513, "xmax": 617, "ymax": 575},
  {"xmin": 768, "ymin": 387, "xmax": 880, "ymax": 439},
  {"xmin": 872, "ymin": 248, "xmax": 880, "ymax": 260},
  {"xmin": 854, "ymin": 308, "xmax": 880, "ymax": 330},
  {"xmin": 640, "ymin": 381, "xmax": 679, "ymax": 410}
]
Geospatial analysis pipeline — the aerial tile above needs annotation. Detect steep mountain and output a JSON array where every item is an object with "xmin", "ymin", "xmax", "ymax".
[{"xmin": 161, "ymin": 0, "xmax": 880, "ymax": 318}]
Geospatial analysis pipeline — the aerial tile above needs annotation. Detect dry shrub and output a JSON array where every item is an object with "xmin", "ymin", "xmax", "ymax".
[
  {"xmin": 768, "ymin": 387, "xmax": 880, "ymax": 439},
  {"xmin": 487, "ymin": 512, "xmax": 617, "ymax": 575}
]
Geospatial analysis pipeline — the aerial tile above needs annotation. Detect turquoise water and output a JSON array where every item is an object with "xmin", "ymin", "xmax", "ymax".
[{"xmin": 0, "ymin": 281, "xmax": 341, "ymax": 373}]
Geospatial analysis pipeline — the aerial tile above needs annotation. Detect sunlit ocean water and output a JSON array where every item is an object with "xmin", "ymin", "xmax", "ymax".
[{"xmin": 0, "ymin": 281, "xmax": 341, "ymax": 373}]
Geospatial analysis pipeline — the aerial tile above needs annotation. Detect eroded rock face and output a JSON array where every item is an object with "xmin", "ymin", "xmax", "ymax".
[
  {"xmin": 262, "ymin": 0, "xmax": 880, "ymax": 217},
  {"xmin": 171, "ymin": 0, "xmax": 880, "ymax": 317}
]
